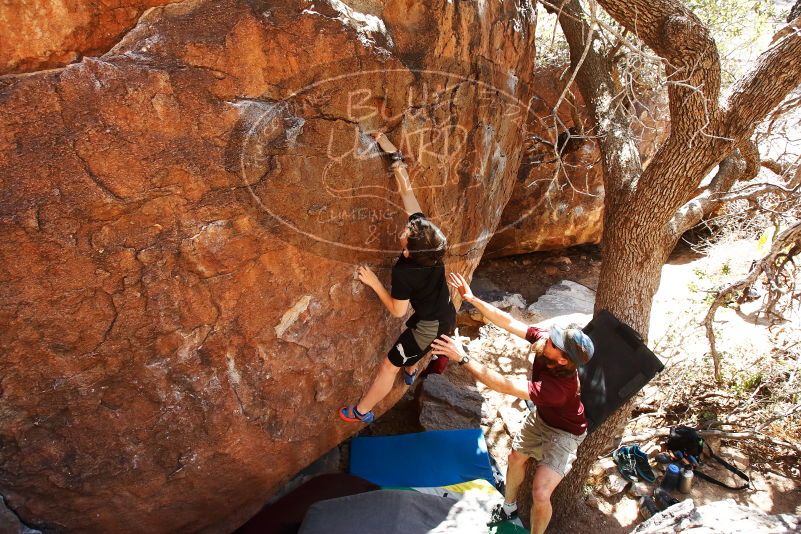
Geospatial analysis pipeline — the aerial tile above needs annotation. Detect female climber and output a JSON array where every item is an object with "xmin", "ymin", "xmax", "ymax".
[{"xmin": 339, "ymin": 132, "xmax": 456, "ymax": 424}]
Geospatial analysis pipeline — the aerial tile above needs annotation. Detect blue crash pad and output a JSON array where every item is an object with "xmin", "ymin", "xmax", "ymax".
[{"xmin": 349, "ymin": 429, "xmax": 494, "ymax": 488}]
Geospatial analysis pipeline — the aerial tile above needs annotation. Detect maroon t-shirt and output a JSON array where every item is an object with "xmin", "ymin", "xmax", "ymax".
[{"xmin": 525, "ymin": 326, "xmax": 588, "ymax": 435}]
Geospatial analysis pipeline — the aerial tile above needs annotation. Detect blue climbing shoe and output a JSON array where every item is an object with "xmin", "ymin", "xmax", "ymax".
[
  {"xmin": 612, "ymin": 445, "xmax": 638, "ymax": 483},
  {"xmin": 630, "ymin": 445, "xmax": 656, "ymax": 483},
  {"xmin": 403, "ymin": 369, "xmax": 418, "ymax": 386},
  {"xmin": 339, "ymin": 405, "xmax": 375, "ymax": 424}
]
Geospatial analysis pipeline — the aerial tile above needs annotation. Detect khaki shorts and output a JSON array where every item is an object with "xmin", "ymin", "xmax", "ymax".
[
  {"xmin": 411, "ymin": 319, "xmax": 440, "ymax": 351},
  {"xmin": 387, "ymin": 319, "xmax": 442, "ymax": 367},
  {"xmin": 511, "ymin": 410, "xmax": 586, "ymax": 477}
]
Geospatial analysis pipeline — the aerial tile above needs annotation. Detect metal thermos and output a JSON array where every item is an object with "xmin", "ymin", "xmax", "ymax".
[{"xmin": 679, "ymin": 469, "xmax": 694, "ymax": 494}]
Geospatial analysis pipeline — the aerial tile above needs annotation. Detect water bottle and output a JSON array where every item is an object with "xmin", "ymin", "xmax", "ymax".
[
  {"xmin": 679, "ymin": 469, "xmax": 694, "ymax": 494},
  {"xmin": 661, "ymin": 464, "xmax": 680, "ymax": 491}
]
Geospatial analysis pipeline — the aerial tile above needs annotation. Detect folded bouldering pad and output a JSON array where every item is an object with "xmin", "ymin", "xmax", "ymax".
[
  {"xmin": 391, "ymin": 479, "xmax": 528, "ymax": 533},
  {"xmin": 395, "ymin": 478, "xmax": 501, "ymax": 500},
  {"xmin": 298, "ymin": 490, "xmax": 454, "ymax": 534},
  {"xmin": 349, "ymin": 429, "xmax": 494, "ymax": 488},
  {"xmin": 580, "ymin": 310, "xmax": 664, "ymax": 432},
  {"xmin": 298, "ymin": 489, "xmax": 527, "ymax": 534}
]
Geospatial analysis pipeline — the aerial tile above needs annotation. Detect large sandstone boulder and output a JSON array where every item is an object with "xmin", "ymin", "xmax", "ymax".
[
  {"xmin": 0, "ymin": 0, "xmax": 537, "ymax": 531},
  {"xmin": 0, "ymin": 1, "xmax": 179, "ymax": 75},
  {"xmin": 486, "ymin": 68, "xmax": 668, "ymax": 257}
]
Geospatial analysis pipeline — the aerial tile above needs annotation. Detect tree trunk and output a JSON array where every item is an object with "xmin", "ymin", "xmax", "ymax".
[
  {"xmin": 537, "ymin": 0, "xmax": 801, "ymax": 527},
  {"xmin": 543, "ymin": 0, "xmax": 642, "ymax": 201},
  {"xmin": 542, "ymin": 0, "xmax": 686, "ymax": 520},
  {"xmin": 549, "ymin": 219, "xmax": 669, "ymax": 523}
]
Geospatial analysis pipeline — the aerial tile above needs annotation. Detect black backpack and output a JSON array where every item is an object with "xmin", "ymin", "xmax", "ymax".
[
  {"xmin": 666, "ymin": 425, "xmax": 750, "ymax": 491},
  {"xmin": 667, "ymin": 425, "xmax": 705, "ymax": 457}
]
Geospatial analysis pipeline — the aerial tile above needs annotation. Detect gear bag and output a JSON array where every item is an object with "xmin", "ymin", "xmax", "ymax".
[
  {"xmin": 667, "ymin": 425, "xmax": 704, "ymax": 457},
  {"xmin": 666, "ymin": 425, "xmax": 750, "ymax": 491}
]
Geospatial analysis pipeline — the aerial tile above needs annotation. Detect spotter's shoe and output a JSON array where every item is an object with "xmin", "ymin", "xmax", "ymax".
[{"xmin": 488, "ymin": 503, "xmax": 518, "ymax": 525}]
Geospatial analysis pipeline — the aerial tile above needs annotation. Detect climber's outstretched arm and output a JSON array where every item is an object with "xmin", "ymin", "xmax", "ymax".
[
  {"xmin": 391, "ymin": 163, "xmax": 423, "ymax": 216},
  {"xmin": 374, "ymin": 133, "xmax": 423, "ymax": 216}
]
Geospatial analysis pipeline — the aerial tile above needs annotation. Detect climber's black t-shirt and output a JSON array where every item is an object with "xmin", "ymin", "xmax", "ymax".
[{"xmin": 390, "ymin": 213, "xmax": 455, "ymax": 326}]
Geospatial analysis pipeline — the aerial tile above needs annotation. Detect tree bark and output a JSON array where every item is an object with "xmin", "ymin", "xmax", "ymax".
[
  {"xmin": 535, "ymin": 1, "xmax": 664, "ymax": 523},
  {"xmin": 789, "ymin": 0, "xmax": 801, "ymax": 23},
  {"xmin": 670, "ymin": 140, "xmax": 760, "ymax": 235}
]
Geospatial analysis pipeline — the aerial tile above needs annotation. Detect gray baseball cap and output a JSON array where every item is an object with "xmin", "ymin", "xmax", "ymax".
[{"xmin": 549, "ymin": 325, "xmax": 594, "ymax": 367}]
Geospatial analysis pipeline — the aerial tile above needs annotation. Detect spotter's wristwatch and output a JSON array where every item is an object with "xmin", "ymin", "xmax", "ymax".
[{"xmin": 458, "ymin": 355, "xmax": 470, "ymax": 366}]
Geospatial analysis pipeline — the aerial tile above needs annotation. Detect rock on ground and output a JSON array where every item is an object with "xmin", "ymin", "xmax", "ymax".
[
  {"xmin": 632, "ymin": 498, "xmax": 801, "ymax": 533},
  {"xmin": 526, "ymin": 280, "xmax": 595, "ymax": 325},
  {"xmin": 418, "ymin": 374, "xmax": 484, "ymax": 431},
  {"xmin": 0, "ymin": 0, "xmax": 538, "ymax": 531},
  {"xmin": 463, "ymin": 289, "xmax": 529, "ymax": 324}
]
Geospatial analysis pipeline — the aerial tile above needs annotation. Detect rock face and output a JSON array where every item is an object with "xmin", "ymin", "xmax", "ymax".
[
  {"xmin": 486, "ymin": 68, "xmax": 668, "ymax": 257},
  {"xmin": 0, "ymin": 1, "xmax": 178, "ymax": 75},
  {"xmin": 632, "ymin": 498, "xmax": 801, "ymax": 533},
  {"xmin": 0, "ymin": 497, "xmax": 40, "ymax": 534},
  {"xmin": 0, "ymin": 0, "xmax": 538, "ymax": 531}
]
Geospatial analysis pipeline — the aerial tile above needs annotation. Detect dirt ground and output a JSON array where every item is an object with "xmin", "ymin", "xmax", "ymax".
[{"xmin": 368, "ymin": 240, "xmax": 800, "ymax": 533}]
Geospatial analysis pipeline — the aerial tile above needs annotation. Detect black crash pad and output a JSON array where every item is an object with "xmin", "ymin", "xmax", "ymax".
[{"xmin": 580, "ymin": 310, "xmax": 664, "ymax": 432}]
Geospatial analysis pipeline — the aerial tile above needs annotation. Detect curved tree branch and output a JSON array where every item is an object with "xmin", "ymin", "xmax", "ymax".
[
  {"xmin": 595, "ymin": 0, "xmax": 721, "ymax": 136},
  {"xmin": 717, "ymin": 181, "xmax": 800, "ymax": 203},
  {"xmin": 668, "ymin": 139, "xmax": 761, "ymax": 236},
  {"xmin": 585, "ymin": 0, "xmax": 725, "ymax": 231},
  {"xmin": 669, "ymin": 151, "xmax": 748, "ymax": 236},
  {"xmin": 723, "ymin": 24, "xmax": 801, "ymax": 140},
  {"xmin": 593, "ymin": 0, "xmax": 801, "ymax": 233},
  {"xmin": 761, "ymin": 158, "xmax": 786, "ymax": 176}
]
